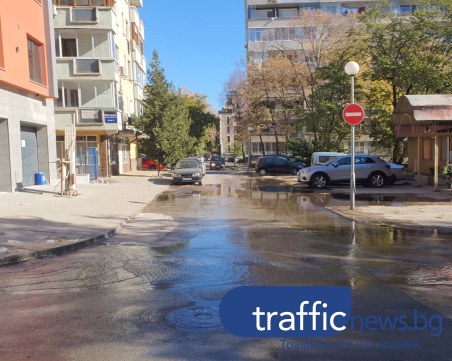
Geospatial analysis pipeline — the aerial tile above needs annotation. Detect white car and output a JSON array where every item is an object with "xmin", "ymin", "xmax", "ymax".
[{"xmin": 297, "ymin": 154, "xmax": 392, "ymax": 189}]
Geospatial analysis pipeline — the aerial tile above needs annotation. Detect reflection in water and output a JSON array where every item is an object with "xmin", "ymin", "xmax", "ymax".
[{"xmin": 148, "ymin": 180, "xmax": 452, "ymax": 324}]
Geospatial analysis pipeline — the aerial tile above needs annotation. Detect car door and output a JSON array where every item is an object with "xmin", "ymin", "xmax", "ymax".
[
  {"xmin": 330, "ymin": 156, "xmax": 351, "ymax": 181},
  {"xmin": 355, "ymin": 156, "xmax": 373, "ymax": 180},
  {"xmin": 273, "ymin": 157, "xmax": 289, "ymax": 173}
]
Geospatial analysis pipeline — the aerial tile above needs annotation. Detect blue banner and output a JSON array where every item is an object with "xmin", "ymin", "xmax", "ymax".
[{"xmin": 220, "ymin": 286, "xmax": 351, "ymax": 337}]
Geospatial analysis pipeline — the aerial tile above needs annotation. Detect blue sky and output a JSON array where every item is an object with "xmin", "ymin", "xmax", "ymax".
[{"xmin": 140, "ymin": 0, "xmax": 245, "ymax": 112}]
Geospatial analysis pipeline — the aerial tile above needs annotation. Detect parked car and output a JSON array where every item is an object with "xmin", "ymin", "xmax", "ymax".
[
  {"xmin": 255, "ymin": 155, "xmax": 305, "ymax": 176},
  {"xmin": 210, "ymin": 155, "xmax": 225, "ymax": 170},
  {"xmin": 310, "ymin": 152, "xmax": 345, "ymax": 166},
  {"xmin": 385, "ymin": 161, "xmax": 406, "ymax": 184},
  {"xmin": 141, "ymin": 158, "xmax": 164, "ymax": 170},
  {"xmin": 187, "ymin": 157, "xmax": 206, "ymax": 175},
  {"xmin": 297, "ymin": 154, "xmax": 392, "ymax": 189},
  {"xmin": 172, "ymin": 158, "xmax": 204, "ymax": 185},
  {"xmin": 266, "ymin": 154, "xmax": 306, "ymax": 168}
]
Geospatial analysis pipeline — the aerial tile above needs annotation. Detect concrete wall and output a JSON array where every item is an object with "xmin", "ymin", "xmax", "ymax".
[{"xmin": 0, "ymin": 87, "xmax": 57, "ymax": 191}]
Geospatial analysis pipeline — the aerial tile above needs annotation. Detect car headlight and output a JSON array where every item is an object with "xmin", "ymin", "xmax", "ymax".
[{"xmin": 193, "ymin": 173, "xmax": 200, "ymax": 177}]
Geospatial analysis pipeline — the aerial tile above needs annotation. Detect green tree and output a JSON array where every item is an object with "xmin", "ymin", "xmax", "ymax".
[
  {"xmin": 355, "ymin": 1, "xmax": 452, "ymax": 161},
  {"xmin": 137, "ymin": 51, "xmax": 195, "ymax": 165},
  {"xmin": 295, "ymin": 60, "xmax": 355, "ymax": 154},
  {"xmin": 153, "ymin": 96, "xmax": 194, "ymax": 165},
  {"xmin": 180, "ymin": 90, "xmax": 219, "ymax": 154}
]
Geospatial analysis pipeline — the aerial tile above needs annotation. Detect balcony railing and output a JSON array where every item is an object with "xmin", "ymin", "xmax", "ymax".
[
  {"xmin": 71, "ymin": 7, "xmax": 97, "ymax": 23},
  {"xmin": 56, "ymin": 0, "xmax": 114, "ymax": 7},
  {"xmin": 74, "ymin": 59, "xmax": 100, "ymax": 74}
]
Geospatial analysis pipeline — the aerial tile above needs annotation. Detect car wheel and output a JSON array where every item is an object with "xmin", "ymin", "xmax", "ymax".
[
  {"xmin": 198, "ymin": 181, "xmax": 203, "ymax": 186},
  {"xmin": 310, "ymin": 173, "xmax": 328, "ymax": 189},
  {"xmin": 259, "ymin": 169, "xmax": 267, "ymax": 176},
  {"xmin": 368, "ymin": 172, "xmax": 386, "ymax": 188},
  {"xmin": 172, "ymin": 179, "xmax": 178, "ymax": 185},
  {"xmin": 290, "ymin": 168, "xmax": 298, "ymax": 175}
]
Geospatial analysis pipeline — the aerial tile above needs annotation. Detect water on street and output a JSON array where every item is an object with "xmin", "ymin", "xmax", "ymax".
[{"xmin": 0, "ymin": 173, "xmax": 450, "ymax": 361}]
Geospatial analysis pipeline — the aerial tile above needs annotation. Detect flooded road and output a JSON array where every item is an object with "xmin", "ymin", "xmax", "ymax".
[{"xmin": 0, "ymin": 174, "xmax": 450, "ymax": 361}]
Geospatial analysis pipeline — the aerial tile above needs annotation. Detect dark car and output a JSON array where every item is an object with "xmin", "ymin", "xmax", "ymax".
[
  {"xmin": 210, "ymin": 156, "xmax": 225, "ymax": 170},
  {"xmin": 255, "ymin": 155, "xmax": 305, "ymax": 176}
]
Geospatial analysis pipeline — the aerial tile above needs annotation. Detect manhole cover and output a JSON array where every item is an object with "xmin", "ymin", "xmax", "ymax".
[{"xmin": 167, "ymin": 300, "xmax": 222, "ymax": 332}]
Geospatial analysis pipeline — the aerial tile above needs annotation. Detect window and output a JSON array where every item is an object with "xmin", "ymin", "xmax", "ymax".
[
  {"xmin": 277, "ymin": 8, "xmax": 298, "ymax": 19},
  {"xmin": 61, "ymin": 39, "xmax": 77, "ymax": 57},
  {"xmin": 58, "ymin": 87, "xmax": 79, "ymax": 107},
  {"xmin": 74, "ymin": 59, "xmax": 100, "ymax": 74},
  {"xmin": 27, "ymin": 37, "xmax": 44, "ymax": 84},
  {"xmin": 336, "ymin": 157, "xmax": 351, "ymax": 166},
  {"xmin": 71, "ymin": 8, "xmax": 97, "ymax": 22},
  {"xmin": 227, "ymin": 126, "xmax": 230, "ymax": 134},
  {"xmin": 249, "ymin": 7, "xmax": 275, "ymax": 20},
  {"xmin": 249, "ymin": 27, "xmax": 303, "ymax": 42},
  {"xmin": 227, "ymin": 136, "xmax": 231, "ymax": 143}
]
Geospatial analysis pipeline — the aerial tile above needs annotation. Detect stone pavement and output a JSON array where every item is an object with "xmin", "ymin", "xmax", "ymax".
[{"xmin": 0, "ymin": 170, "xmax": 171, "ymax": 265}]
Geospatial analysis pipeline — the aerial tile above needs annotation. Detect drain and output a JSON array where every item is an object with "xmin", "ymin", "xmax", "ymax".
[{"xmin": 167, "ymin": 300, "xmax": 222, "ymax": 332}]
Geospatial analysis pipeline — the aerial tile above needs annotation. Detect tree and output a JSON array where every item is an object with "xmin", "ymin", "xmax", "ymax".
[
  {"xmin": 153, "ymin": 95, "xmax": 194, "ymax": 165},
  {"xmin": 354, "ymin": 1, "xmax": 452, "ymax": 161},
  {"xmin": 137, "ymin": 50, "xmax": 195, "ymax": 165},
  {"xmin": 180, "ymin": 90, "xmax": 219, "ymax": 154}
]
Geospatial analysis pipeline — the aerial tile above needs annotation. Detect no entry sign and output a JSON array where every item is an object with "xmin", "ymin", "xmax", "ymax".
[{"xmin": 342, "ymin": 103, "xmax": 365, "ymax": 125}]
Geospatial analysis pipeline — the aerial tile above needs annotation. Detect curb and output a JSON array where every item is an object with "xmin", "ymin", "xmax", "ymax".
[
  {"xmin": 0, "ymin": 217, "xmax": 132, "ymax": 267},
  {"xmin": 326, "ymin": 206, "xmax": 452, "ymax": 234}
]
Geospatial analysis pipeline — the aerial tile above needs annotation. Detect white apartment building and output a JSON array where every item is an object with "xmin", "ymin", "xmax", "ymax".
[
  {"xmin": 244, "ymin": 0, "xmax": 418, "ymax": 155},
  {"xmin": 53, "ymin": 0, "xmax": 146, "ymax": 179},
  {"xmin": 218, "ymin": 102, "xmax": 236, "ymax": 155}
]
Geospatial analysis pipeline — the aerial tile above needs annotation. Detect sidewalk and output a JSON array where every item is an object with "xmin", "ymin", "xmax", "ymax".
[
  {"xmin": 327, "ymin": 184, "xmax": 452, "ymax": 232},
  {"xmin": 0, "ymin": 170, "xmax": 171, "ymax": 265}
]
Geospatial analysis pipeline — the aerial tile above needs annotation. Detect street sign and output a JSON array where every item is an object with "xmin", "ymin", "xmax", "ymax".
[{"xmin": 342, "ymin": 103, "xmax": 364, "ymax": 125}]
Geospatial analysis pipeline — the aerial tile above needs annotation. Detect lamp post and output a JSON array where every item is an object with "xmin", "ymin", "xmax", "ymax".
[
  {"xmin": 344, "ymin": 61, "xmax": 360, "ymax": 210},
  {"xmin": 247, "ymin": 127, "xmax": 253, "ymax": 174}
]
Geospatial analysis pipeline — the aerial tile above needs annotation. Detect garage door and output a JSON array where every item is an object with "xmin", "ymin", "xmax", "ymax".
[{"xmin": 20, "ymin": 126, "xmax": 39, "ymax": 187}]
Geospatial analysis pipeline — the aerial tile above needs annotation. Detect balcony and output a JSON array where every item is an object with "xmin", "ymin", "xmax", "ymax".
[
  {"xmin": 130, "ymin": 9, "xmax": 145, "ymax": 39},
  {"xmin": 55, "ymin": 7, "xmax": 114, "ymax": 29},
  {"xmin": 130, "ymin": 0, "xmax": 143, "ymax": 7},
  {"xmin": 133, "ymin": 83, "xmax": 143, "ymax": 101},
  {"xmin": 57, "ymin": 58, "xmax": 117, "ymax": 80}
]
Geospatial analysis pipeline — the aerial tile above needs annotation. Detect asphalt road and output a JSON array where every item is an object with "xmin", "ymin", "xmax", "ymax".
[{"xmin": 0, "ymin": 173, "xmax": 450, "ymax": 361}]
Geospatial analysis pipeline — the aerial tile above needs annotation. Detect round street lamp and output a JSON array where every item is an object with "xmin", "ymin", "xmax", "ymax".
[{"xmin": 345, "ymin": 61, "xmax": 360, "ymax": 210}]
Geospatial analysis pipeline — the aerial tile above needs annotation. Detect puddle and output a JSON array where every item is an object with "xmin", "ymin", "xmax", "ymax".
[{"xmin": 167, "ymin": 300, "xmax": 222, "ymax": 332}]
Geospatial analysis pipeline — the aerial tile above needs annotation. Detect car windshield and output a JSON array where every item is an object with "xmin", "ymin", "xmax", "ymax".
[{"xmin": 176, "ymin": 160, "xmax": 199, "ymax": 169}]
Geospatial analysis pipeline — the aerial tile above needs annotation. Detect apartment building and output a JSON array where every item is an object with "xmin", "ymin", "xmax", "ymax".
[
  {"xmin": 0, "ymin": 0, "xmax": 58, "ymax": 192},
  {"xmin": 218, "ymin": 102, "xmax": 236, "ymax": 155},
  {"xmin": 243, "ymin": 0, "xmax": 418, "ymax": 156},
  {"xmin": 53, "ymin": 0, "xmax": 146, "ymax": 180}
]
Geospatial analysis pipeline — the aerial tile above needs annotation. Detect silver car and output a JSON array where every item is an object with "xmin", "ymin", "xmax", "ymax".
[
  {"xmin": 297, "ymin": 154, "xmax": 392, "ymax": 189},
  {"xmin": 385, "ymin": 161, "xmax": 406, "ymax": 184},
  {"xmin": 172, "ymin": 158, "xmax": 204, "ymax": 185},
  {"xmin": 187, "ymin": 157, "xmax": 206, "ymax": 175}
]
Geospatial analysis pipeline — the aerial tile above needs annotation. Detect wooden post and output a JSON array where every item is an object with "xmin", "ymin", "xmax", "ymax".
[
  {"xmin": 60, "ymin": 158, "xmax": 65, "ymax": 197},
  {"xmin": 434, "ymin": 135, "xmax": 439, "ymax": 191},
  {"xmin": 416, "ymin": 137, "xmax": 421, "ymax": 186}
]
